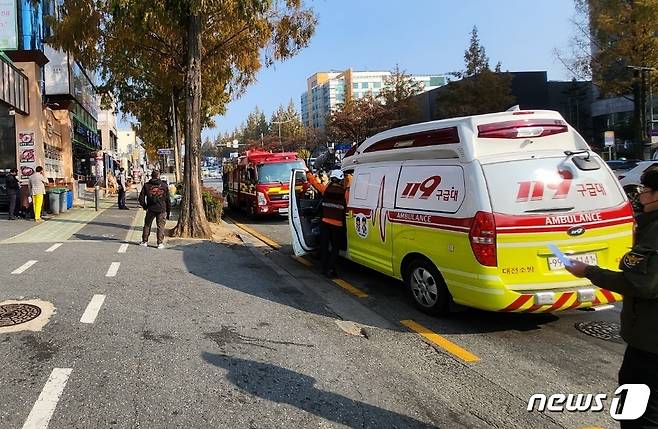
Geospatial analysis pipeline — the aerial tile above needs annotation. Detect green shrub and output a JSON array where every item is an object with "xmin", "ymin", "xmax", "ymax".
[{"xmin": 202, "ymin": 187, "xmax": 224, "ymax": 223}]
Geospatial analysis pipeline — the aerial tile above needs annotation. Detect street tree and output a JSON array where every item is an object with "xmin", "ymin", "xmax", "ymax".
[
  {"xmin": 435, "ymin": 26, "xmax": 515, "ymax": 119},
  {"xmin": 326, "ymin": 95, "xmax": 390, "ymax": 144},
  {"xmin": 379, "ymin": 65, "xmax": 423, "ymax": 126},
  {"xmin": 558, "ymin": 0, "xmax": 658, "ymax": 155},
  {"xmin": 48, "ymin": 0, "xmax": 316, "ymax": 238}
]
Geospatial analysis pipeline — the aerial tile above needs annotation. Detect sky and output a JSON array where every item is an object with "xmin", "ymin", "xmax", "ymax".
[{"xmin": 197, "ymin": 0, "xmax": 579, "ymax": 141}]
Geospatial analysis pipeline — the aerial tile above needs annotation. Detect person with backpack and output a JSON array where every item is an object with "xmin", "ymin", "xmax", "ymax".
[{"xmin": 138, "ymin": 170, "xmax": 171, "ymax": 249}]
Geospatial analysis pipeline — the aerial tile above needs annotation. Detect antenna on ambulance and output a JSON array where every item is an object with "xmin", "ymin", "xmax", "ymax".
[{"xmin": 506, "ymin": 105, "xmax": 521, "ymax": 112}]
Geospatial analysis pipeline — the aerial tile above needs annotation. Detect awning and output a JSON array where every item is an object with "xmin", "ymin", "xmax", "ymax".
[{"xmin": 72, "ymin": 138, "xmax": 96, "ymax": 151}]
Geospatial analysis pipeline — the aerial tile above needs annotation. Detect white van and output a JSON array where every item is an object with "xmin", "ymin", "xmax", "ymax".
[{"xmin": 289, "ymin": 110, "xmax": 635, "ymax": 315}]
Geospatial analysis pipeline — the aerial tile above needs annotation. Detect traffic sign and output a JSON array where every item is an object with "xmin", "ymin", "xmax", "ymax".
[
  {"xmin": 604, "ymin": 131, "xmax": 615, "ymax": 147},
  {"xmin": 157, "ymin": 148, "xmax": 173, "ymax": 155}
]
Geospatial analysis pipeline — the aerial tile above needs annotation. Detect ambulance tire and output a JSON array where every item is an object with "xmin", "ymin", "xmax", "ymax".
[
  {"xmin": 247, "ymin": 204, "xmax": 257, "ymax": 219},
  {"xmin": 404, "ymin": 258, "xmax": 451, "ymax": 316}
]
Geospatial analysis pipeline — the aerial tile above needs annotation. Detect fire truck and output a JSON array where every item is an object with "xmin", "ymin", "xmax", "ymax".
[{"xmin": 223, "ymin": 150, "xmax": 305, "ymax": 216}]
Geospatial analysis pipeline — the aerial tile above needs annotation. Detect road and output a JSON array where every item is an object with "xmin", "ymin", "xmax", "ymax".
[
  {"xmin": 213, "ymin": 179, "xmax": 629, "ymax": 429},
  {"xmin": 0, "ymin": 179, "xmax": 626, "ymax": 428}
]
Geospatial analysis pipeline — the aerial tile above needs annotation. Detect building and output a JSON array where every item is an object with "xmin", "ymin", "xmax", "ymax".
[
  {"xmin": 97, "ymin": 96, "xmax": 118, "ymax": 186},
  {"xmin": 412, "ymin": 71, "xmax": 594, "ymax": 143},
  {"xmin": 117, "ymin": 130, "xmax": 136, "ymax": 170},
  {"xmin": 301, "ymin": 69, "xmax": 446, "ymax": 130},
  {"xmin": 0, "ymin": 0, "xmax": 101, "ymax": 191}
]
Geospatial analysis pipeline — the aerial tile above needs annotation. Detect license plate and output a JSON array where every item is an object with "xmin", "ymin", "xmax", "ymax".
[
  {"xmin": 547, "ymin": 253, "xmax": 598, "ymax": 271},
  {"xmin": 279, "ymin": 208, "xmax": 289, "ymax": 214}
]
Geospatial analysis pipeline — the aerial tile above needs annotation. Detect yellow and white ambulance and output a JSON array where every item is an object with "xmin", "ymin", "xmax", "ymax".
[{"xmin": 289, "ymin": 110, "xmax": 634, "ymax": 315}]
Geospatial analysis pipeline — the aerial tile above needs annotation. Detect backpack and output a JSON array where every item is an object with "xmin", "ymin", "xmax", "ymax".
[{"xmin": 146, "ymin": 183, "xmax": 165, "ymax": 206}]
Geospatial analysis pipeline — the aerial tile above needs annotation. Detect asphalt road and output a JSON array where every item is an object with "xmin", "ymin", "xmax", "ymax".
[
  {"xmin": 218, "ymin": 178, "xmax": 630, "ymax": 429},
  {"xmin": 0, "ymin": 181, "xmax": 626, "ymax": 428}
]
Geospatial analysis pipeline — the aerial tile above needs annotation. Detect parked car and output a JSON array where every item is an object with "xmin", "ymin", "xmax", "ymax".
[
  {"xmin": 617, "ymin": 160, "xmax": 658, "ymax": 211},
  {"xmin": 606, "ymin": 159, "xmax": 640, "ymax": 173}
]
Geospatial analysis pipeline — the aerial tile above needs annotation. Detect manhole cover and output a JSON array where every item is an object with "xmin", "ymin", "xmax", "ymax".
[
  {"xmin": 575, "ymin": 321, "xmax": 622, "ymax": 342},
  {"xmin": 0, "ymin": 304, "xmax": 41, "ymax": 327}
]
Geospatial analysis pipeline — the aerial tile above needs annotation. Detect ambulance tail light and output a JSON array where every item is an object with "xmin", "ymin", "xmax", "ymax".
[
  {"xmin": 477, "ymin": 119, "xmax": 568, "ymax": 139},
  {"xmin": 469, "ymin": 211, "xmax": 497, "ymax": 267}
]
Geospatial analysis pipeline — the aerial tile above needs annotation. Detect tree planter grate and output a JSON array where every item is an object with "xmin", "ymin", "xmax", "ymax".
[{"xmin": 0, "ymin": 304, "xmax": 42, "ymax": 327}]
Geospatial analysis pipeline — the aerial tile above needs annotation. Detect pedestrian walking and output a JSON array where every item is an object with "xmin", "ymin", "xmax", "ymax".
[
  {"xmin": 28, "ymin": 166, "xmax": 48, "ymax": 222},
  {"xmin": 566, "ymin": 168, "xmax": 658, "ymax": 428},
  {"xmin": 117, "ymin": 167, "xmax": 128, "ymax": 210},
  {"xmin": 138, "ymin": 170, "xmax": 171, "ymax": 249},
  {"xmin": 305, "ymin": 168, "xmax": 352, "ymax": 277},
  {"xmin": 6, "ymin": 168, "xmax": 20, "ymax": 220}
]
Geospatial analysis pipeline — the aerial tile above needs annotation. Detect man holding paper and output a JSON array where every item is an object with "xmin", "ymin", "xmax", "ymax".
[{"xmin": 566, "ymin": 168, "xmax": 658, "ymax": 428}]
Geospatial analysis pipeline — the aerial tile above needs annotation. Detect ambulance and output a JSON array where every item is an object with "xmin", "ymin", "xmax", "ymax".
[{"xmin": 289, "ymin": 110, "xmax": 635, "ymax": 315}]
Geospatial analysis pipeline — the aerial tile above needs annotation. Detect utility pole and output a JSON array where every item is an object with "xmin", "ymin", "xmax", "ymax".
[{"xmin": 271, "ymin": 118, "xmax": 292, "ymax": 152}]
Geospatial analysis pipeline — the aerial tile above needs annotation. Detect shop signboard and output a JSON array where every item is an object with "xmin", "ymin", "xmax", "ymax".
[
  {"xmin": 18, "ymin": 132, "xmax": 36, "ymax": 179},
  {"xmin": 0, "ymin": 0, "xmax": 18, "ymax": 50},
  {"xmin": 44, "ymin": 45, "xmax": 70, "ymax": 95},
  {"xmin": 157, "ymin": 148, "xmax": 173, "ymax": 156}
]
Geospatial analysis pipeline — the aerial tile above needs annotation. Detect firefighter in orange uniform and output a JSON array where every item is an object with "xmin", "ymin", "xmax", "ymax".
[{"xmin": 306, "ymin": 169, "xmax": 351, "ymax": 277}]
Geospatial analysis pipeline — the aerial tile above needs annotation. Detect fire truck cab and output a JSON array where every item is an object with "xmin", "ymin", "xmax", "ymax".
[{"xmin": 224, "ymin": 150, "xmax": 305, "ymax": 217}]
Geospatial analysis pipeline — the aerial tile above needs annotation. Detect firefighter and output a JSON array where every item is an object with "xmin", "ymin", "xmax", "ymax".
[{"xmin": 306, "ymin": 168, "xmax": 351, "ymax": 277}]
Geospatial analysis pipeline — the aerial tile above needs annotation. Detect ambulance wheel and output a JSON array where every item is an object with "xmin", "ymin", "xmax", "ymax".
[
  {"xmin": 247, "ymin": 204, "xmax": 257, "ymax": 218},
  {"xmin": 405, "ymin": 258, "xmax": 451, "ymax": 316}
]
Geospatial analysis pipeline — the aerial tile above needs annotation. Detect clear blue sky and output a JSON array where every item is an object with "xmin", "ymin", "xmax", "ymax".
[{"xmin": 199, "ymin": 0, "xmax": 578, "ymax": 141}]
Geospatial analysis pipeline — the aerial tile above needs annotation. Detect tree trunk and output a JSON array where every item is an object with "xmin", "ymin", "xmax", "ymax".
[{"xmin": 173, "ymin": 12, "xmax": 212, "ymax": 239}]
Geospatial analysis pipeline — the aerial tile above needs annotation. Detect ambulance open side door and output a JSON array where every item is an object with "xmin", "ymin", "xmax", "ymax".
[{"xmin": 289, "ymin": 169, "xmax": 320, "ymax": 256}]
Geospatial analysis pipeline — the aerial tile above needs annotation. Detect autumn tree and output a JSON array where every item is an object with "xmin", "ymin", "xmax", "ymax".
[
  {"xmin": 326, "ymin": 95, "xmax": 390, "ymax": 144},
  {"xmin": 558, "ymin": 0, "xmax": 658, "ymax": 157},
  {"xmin": 49, "ymin": 0, "xmax": 316, "ymax": 238},
  {"xmin": 378, "ymin": 65, "xmax": 423, "ymax": 126},
  {"xmin": 435, "ymin": 26, "xmax": 515, "ymax": 119}
]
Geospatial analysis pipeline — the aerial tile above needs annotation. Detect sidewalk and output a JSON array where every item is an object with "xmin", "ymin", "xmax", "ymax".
[{"xmin": 0, "ymin": 190, "xmax": 136, "ymax": 244}]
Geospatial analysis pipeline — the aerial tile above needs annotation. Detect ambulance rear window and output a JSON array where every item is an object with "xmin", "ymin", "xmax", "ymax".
[{"xmin": 482, "ymin": 156, "xmax": 625, "ymax": 215}]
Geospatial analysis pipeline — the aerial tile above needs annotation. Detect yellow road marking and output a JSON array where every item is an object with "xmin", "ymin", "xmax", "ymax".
[
  {"xmin": 400, "ymin": 319, "xmax": 480, "ymax": 363},
  {"xmin": 226, "ymin": 217, "xmax": 281, "ymax": 250},
  {"xmin": 292, "ymin": 256, "xmax": 313, "ymax": 267},
  {"xmin": 332, "ymin": 279, "xmax": 368, "ymax": 298}
]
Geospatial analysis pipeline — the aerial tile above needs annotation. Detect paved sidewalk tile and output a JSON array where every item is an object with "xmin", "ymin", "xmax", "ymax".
[{"xmin": 1, "ymin": 205, "xmax": 111, "ymax": 244}]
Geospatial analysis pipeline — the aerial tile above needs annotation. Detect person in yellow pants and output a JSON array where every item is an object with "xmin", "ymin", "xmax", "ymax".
[
  {"xmin": 32, "ymin": 194, "xmax": 44, "ymax": 221},
  {"xmin": 28, "ymin": 166, "xmax": 49, "ymax": 222}
]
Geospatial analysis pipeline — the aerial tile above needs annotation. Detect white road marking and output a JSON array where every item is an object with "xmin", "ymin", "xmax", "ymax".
[
  {"xmin": 22, "ymin": 368, "xmax": 73, "ymax": 429},
  {"xmin": 118, "ymin": 243, "xmax": 129, "ymax": 254},
  {"xmin": 105, "ymin": 262, "xmax": 120, "ymax": 277},
  {"xmin": 12, "ymin": 260, "xmax": 38, "ymax": 275},
  {"xmin": 45, "ymin": 243, "xmax": 62, "ymax": 253},
  {"xmin": 80, "ymin": 294, "xmax": 106, "ymax": 324}
]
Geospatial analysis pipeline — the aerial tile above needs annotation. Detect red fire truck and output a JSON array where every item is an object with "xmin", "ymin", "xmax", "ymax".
[{"xmin": 223, "ymin": 150, "xmax": 305, "ymax": 216}]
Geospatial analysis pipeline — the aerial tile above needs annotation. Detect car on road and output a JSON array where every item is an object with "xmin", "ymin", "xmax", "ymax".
[
  {"xmin": 617, "ymin": 160, "xmax": 658, "ymax": 211},
  {"xmin": 290, "ymin": 110, "xmax": 634, "ymax": 316},
  {"xmin": 606, "ymin": 159, "xmax": 640, "ymax": 173}
]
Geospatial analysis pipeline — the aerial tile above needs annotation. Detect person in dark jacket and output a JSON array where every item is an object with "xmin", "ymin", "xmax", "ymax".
[
  {"xmin": 6, "ymin": 168, "xmax": 20, "ymax": 219},
  {"xmin": 305, "ymin": 169, "xmax": 351, "ymax": 277},
  {"xmin": 567, "ymin": 168, "xmax": 658, "ymax": 428},
  {"xmin": 138, "ymin": 170, "xmax": 171, "ymax": 249},
  {"xmin": 117, "ymin": 167, "xmax": 128, "ymax": 210}
]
